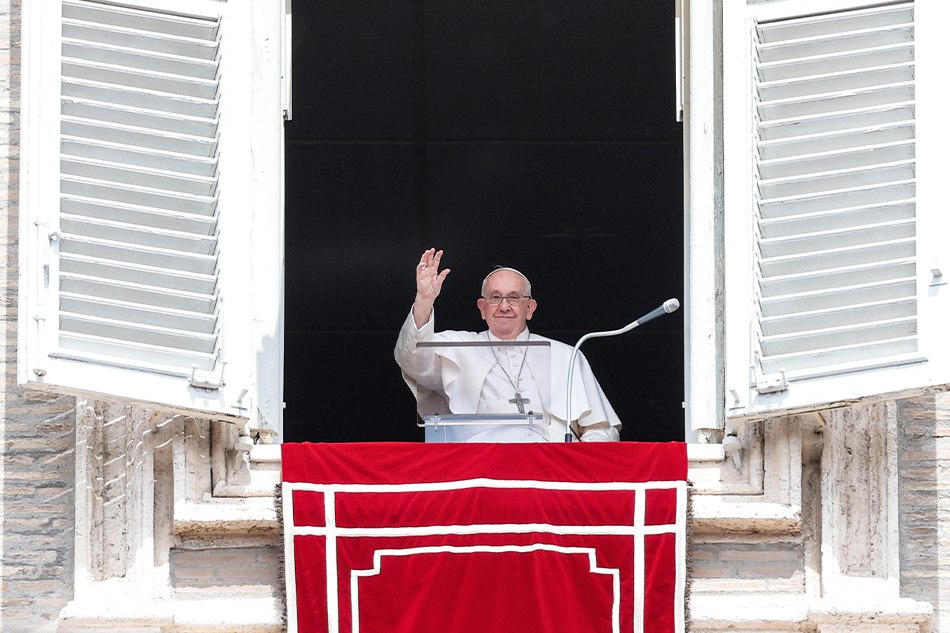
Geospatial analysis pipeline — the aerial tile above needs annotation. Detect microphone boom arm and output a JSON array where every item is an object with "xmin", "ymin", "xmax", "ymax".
[{"xmin": 564, "ymin": 298, "xmax": 680, "ymax": 442}]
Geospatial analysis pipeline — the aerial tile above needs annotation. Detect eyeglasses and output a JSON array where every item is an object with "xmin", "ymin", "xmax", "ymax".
[{"xmin": 482, "ymin": 293, "xmax": 531, "ymax": 306}]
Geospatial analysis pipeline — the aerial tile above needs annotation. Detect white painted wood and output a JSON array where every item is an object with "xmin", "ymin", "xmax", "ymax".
[
  {"xmin": 244, "ymin": 0, "xmax": 287, "ymax": 432},
  {"xmin": 723, "ymin": 0, "xmax": 950, "ymax": 421},
  {"xmin": 281, "ymin": 0, "xmax": 293, "ymax": 121},
  {"xmin": 18, "ymin": 0, "xmax": 285, "ymax": 434},
  {"xmin": 684, "ymin": 0, "xmax": 724, "ymax": 436}
]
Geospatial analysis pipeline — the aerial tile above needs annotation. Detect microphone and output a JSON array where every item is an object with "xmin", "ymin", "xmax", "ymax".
[
  {"xmin": 635, "ymin": 298, "xmax": 681, "ymax": 326},
  {"xmin": 564, "ymin": 298, "xmax": 681, "ymax": 442}
]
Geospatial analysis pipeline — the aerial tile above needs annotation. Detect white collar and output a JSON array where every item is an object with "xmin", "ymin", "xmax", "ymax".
[{"xmin": 487, "ymin": 327, "xmax": 531, "ymax": 343}]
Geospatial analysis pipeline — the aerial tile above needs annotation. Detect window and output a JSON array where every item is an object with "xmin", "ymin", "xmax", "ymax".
[
  {"xmin": 18, "ymin": 0, "xmax": 286, "ymax": 433},
  {"xmin": 722, "ymin": 0, "xmax": 950, "ymax": 421}
]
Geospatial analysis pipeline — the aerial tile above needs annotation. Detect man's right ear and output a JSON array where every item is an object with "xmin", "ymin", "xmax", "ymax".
[{"xmin": 477, "ymin": 298, "xmax": 488, "ymax": 320}]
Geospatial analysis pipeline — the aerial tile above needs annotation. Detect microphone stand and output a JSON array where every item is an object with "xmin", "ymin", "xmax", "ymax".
[{"xmin": 565, "ymin": 298, "xmax": 680, "ymax": 442}]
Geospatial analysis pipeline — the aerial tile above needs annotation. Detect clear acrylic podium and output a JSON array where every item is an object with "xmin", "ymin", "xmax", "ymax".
[
  {"xmin": 415, "ymin": 339, "xmax": 552, "ymax": 443},
  {"xmin": 421, "ymin": 413, "xmax": 548, "ymax": 443}
]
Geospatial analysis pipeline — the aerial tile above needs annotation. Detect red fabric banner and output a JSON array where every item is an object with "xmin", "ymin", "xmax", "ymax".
[{"xmin": 282, "ymin": 442, "xmax": 687, "ymax": 633}]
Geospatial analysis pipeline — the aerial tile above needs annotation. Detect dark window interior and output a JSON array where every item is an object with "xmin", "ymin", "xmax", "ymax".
[{"xmin": 283, "ymin": 0, "xmax": 684, "ymax": 443}]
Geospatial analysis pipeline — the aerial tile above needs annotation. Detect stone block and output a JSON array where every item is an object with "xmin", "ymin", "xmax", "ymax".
[
  {"xmin": 174, "ymin": 566, "xmax": 215, "ymax": 580},
  {"xmin": 4, "ymin": 550, "xmax": 57, "ymax": 563},
  {"xmin": 174, "ymin": 549, "xmax": 260, "ymax": 566},
  {"xmin": 255, "ymin": 551, "xmax": 279, "ymax": 564},
  {"xmin": 34, "ymin": 421, "xmax": 73, "ymax": 434},
  {"xmin": 22, "ymin": 390, "xmax": 68, "ymax": 403},
  {"xmin": 2, "ymin": 610, "xmax": 34, "ymax": 620},
  {"xmin": 4, "ymin": 403, "xmax": 75, "ymax": 416},
  {"xmin": 718, "ymin": 549, "xmax": 799, "ymax": 563},
  {"xmin": 1, "ymin": 469, "xmax": 71, "ymax": 482},
  {"xmin": 2, "ymin": 438, "xmax": 71, "ymax": 451},
  {"xmin": 221, "ymin": 566, "xmax": 278, "ymax": 580},
  {"xmin": 903, "ymin": 450, "xmax": 950, "ymax": 461},
  {"xmin": 740, "ymin": 565, "xmax": 802, "ymax": 579},
  {"xmin": 819, "ymin": 625, "xmax": 920, "ymax": 633},
  {"xmin": 691, "ymin": 566, "xmax": 734, "ymax": 578},
  {"xmin": 2, "ymin": 486, "xmax": 41, "ymax": 496},
  {"xmin": 13, "ymin": 579, "xmax": 59, "ymax": 592},
  {"xmin": 0, "ymin": 452, "xmax": 35, "ymax": 466},
  {"xmin": 2, "ymin": 503, "xmax": 67, "ymax": 515},
  {"xmin": 690, "ymin": 577, "xmax": 772, "ymax": 593}
]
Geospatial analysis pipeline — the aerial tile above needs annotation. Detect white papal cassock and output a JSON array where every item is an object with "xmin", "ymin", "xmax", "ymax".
[{"xmin": 395, "ymin": 310, "xmax": 621, "ymax": 442}]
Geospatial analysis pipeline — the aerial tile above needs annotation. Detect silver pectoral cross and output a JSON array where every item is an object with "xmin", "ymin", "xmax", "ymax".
[{"xmin": 510, "ymin": 392, "xmax": 530, "ymax": 414}]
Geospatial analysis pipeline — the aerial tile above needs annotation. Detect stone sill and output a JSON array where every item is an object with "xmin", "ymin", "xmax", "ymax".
[
  {"xmin": 691, "ymin": 496, "xmax": 800, "ymax": 534},
  {"xmin": 206, "ymin": 442, "xmax": 798, "ymax": 535},
  {"xmin": 691, "ymin": 595, "xmax": 932, "ymax": 632},
  {"xmin": 174, "ymin": 497, "xmax": 280, "ymax": 536},
  {"xmin": 59, "ymin": 597, "xmax": 283, "ymax": 633},
  {"xmin": 59, "ymin": 592, "xmax": 931, "ymax": 633},
  {"xmin": 687, "ymin": 443, "xmax": 725, "ymax": 461},
  {"xmin": 250, "ymin": 444, "xmax": 281, "ymax": 462}
]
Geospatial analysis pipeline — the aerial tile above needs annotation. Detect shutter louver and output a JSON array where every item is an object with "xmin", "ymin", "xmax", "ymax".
[
  {"xmin": 751, "ymin": 3, "xmax": 917, "ymax": 383},
  {"xmin": 57, "ymin": 0, "xmax": 222, "ymax": 375}
]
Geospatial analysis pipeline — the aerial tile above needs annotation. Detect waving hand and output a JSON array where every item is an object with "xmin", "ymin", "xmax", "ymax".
[{"xmin": 412, "ymin": 248, "xmax": 450, "ymax": 328}]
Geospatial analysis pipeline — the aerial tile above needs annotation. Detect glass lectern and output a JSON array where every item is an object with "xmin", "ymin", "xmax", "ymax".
[{"xmin": 414, "ymin": 339, "xmax": 552, "ymax": 443}]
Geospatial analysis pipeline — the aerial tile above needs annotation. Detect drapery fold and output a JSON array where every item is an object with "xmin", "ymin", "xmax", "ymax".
[{"xmin": 282, "ymin": 442, "xmax": 687, "ymax": 633}]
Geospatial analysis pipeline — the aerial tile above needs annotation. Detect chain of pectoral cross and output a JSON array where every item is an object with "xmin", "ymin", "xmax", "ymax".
[{"xmin": 489, "ymin": 339, "xmax": 530, "ymax": 413}]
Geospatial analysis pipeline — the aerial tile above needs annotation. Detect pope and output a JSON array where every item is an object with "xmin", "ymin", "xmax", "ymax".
[{"xmin": 394, "ymin": 248, "xmax": 621, "ymax": 442}]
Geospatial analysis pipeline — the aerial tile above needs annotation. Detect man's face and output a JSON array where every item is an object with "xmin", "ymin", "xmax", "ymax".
[{"xmin": 477, "ymin": 270, "xmax": 537, "ymax": 340}]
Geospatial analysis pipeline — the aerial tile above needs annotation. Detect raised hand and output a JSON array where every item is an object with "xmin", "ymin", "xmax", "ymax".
[{"xmin": 413, "ymin": 248, "xmax": 450, "ymax": 328}]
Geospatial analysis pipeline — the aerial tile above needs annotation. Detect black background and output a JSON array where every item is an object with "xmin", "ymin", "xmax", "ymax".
[{"xmin": 283, "ymin": 0, "xmax": 684, "ymax": 443}]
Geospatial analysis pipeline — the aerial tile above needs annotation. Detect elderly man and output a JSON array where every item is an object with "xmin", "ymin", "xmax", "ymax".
[{"xmin": 394, "ymin": 248, "xmax": 621, "ymax": 442}]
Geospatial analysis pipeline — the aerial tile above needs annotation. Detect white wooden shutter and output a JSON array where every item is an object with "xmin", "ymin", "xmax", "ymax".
[
  {"xmin": 59, "ymin": 0, "xmax": 223, "ymax": 374},
  {"xmin": 19, "ymin": 0, "xmax": 286, "ymax": 432},
  {"xmin": 723, "ymin": 0, "xmax": 950, "ymax": 421}
]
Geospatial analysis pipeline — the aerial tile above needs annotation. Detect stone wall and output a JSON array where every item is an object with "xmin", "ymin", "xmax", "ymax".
[
  {"xmin": 691, "ymin": 537, "xmax": 805, "ymax": 594},
  {"xmin": 1, "ymin": 0, "xmax": 79, "ymax": 630},
  {"xmin": 900, "ymin": 393, "xmax": 950, "ymax": 632},
  {"xmin": 171, "ymin": 547, "xmax": 282, "ymax": 601},
  {"xmin": 0, "ymin": 392, "xmax": 76, "ymax": 631},
  {"xmin": 1, "ymin": 0, "xmax": 949, "ymax": 631}
]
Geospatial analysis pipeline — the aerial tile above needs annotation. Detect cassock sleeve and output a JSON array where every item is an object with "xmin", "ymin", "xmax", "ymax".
[
  {"xmin": 394, "ymin": 309, "xmax": 453, "ymax": 416},
  {"xmin": 395, "ymin": 310, "xmax": 440, "ymax": 389},
  {"xmin": 579, "ymin": 423, "xmax": 621, "ymax": 442},
  {"xmin": 548, "ymin": 343, "xmax": 622, "ymax": 440}
]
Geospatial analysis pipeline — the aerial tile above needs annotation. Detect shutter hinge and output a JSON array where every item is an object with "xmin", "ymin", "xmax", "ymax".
[
  {"xmin": 752, "ymin": 351, "xmax": 788, "ymax": 395},
  {"xmin": 755, "ymin": 369, "xmax": 787, "ymax": 395},
  {"xmin": 231, "ymin": 387, "xmax": 250, "ymax": 413},
  {"xmin": 282, "ymin": 0, "xmax": 293, "ymax": 121},
  {"xmin": 190, "ymin": 361, "xmax": 226, "ymax": 391}
]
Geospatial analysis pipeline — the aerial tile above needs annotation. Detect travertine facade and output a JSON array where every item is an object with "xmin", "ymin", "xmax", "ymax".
[
  {"xmin": 690, "ymin": 404, "xmax": 935, "ymax": 633},
  {"xmin": 1, "ymin": 1, "xmax": 948, "ymax": 632},
  {"xmin": 899, "ymin": 395, "xmax": 950, "ymax": 630}
]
